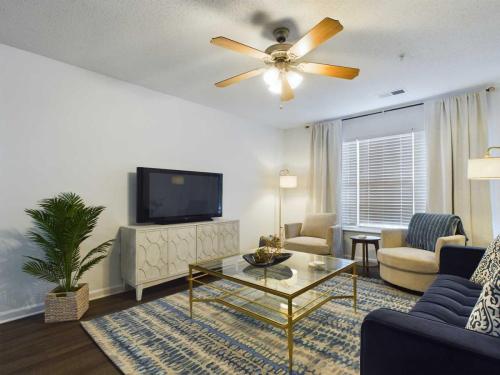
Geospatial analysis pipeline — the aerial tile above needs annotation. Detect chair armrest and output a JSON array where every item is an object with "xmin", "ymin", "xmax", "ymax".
[
  {"xmin": 284, "ymin": 223, "xmax": 302, "ymax": 239},
  {"xmin": 380, "ymin": 228, "xmax": 407, "ymax": 248},
  {"xmin": 326, "ymin": 225, "xmax": 341, "ymax": 247},
  {"xmin": 361, "ymin": 308, "xmax": 500, "ymax": 375},
  {"xmin": 434, "ymin": 235, "xmax": 466, "ymax": 264},
  {"xmin": 439, "ymin": 245, "xmax": 486, "ymax": 278}
]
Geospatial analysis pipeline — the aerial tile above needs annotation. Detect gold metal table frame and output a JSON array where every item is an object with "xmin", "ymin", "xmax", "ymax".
[{"xmin": 188, "ymin": 254, "xmax": 357, "ymax": 372}]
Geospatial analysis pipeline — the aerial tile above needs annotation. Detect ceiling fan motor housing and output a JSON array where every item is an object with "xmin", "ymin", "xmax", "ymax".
[
  {"xmin": 273, "ymin": 27, "xmax": 289, "ymax": 43},
  {"xmin": 265, "ymin": 43, "xmax": 292, "ymax": 62}
]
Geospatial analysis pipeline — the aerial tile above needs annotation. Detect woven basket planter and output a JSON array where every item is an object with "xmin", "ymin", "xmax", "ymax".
[{"xmin": 44, "ymin": 283, "xmax": 89, "ymax": 323}]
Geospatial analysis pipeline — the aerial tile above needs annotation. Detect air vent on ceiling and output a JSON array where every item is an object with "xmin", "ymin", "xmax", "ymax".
[{"xmin": 379, "ymin": 89, "xmax": 406, "ymax": 98}]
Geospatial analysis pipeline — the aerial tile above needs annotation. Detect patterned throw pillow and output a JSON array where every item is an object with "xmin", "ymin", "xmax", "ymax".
[
  {"xmin": 466, "ymin": 269, "xmax": 500, "ymax": 337},
  {"xmin": 470, "ymin": 235, "xmax": 500, "ymax": 286}
]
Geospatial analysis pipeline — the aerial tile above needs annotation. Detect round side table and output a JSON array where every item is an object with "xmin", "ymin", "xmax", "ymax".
[{"xmin": 350, "ymin": 235, "xmax": 380, "ymax": 275}]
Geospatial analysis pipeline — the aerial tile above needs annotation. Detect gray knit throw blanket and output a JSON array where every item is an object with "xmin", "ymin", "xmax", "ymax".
[{"xmin": 406, "ymin": 213, "xmax": 467, "ymax": 252}]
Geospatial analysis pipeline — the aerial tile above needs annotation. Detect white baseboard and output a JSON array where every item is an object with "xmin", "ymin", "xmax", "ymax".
[
  {"xmin": 0, "ymin": 302, "xmax": 45, "ymax": 324},
  {"xmin": 0, "ymin": 283, "xmax": 126, "ymax": 324},
  {"xmin": 89, "ymin": 284, "xmax": 126, "ymax": 300}
]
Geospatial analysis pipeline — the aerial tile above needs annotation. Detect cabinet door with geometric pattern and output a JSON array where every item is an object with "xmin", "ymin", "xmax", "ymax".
[
  {"xmin": 135, "ymin": 229, "xmax": 169, "ymax": 284},
  {"xmin": 196, "ymin": 223, "xmax": 219, "ymax": 261},
  {"xmin": 217, "ymin": 221, "xmax": 240, "ymax": 257},
  {"xmin": 167, "ymin": 226, "xmax": 197, "ymax": 276}
]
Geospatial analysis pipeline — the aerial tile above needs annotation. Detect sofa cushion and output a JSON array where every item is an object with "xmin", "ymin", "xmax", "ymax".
[
  {"xmin": 283, "ymin": 236, "xmax": 330, "ymax": 255},
  {"xmin": 409, "ymin": 274, "xmax": 482, "ymax": 327},
  {"xmin": 377, "ymin": 247, "xmax": 438, "ymax": 274},
  {"xmin": 470, "ymin": 234, "xmax": 500, "ymax": 286},
  {"xmin": 300, "ymin": 213, "xmax": 335, "ymax": 239},
  {"xmin": 466, "ymin": 269, "xmax": 500, "ymax": 337}
]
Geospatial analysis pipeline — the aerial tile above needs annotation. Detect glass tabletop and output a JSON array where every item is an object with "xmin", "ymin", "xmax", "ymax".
[{"xmin": 191, "ymin": 250, "xmax": 355, "ymax": 298}]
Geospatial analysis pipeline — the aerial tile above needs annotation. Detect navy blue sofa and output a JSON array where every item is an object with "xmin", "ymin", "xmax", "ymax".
[{"xmin": 360, "ymin": 245, "xmax": 500, "ymax": 375}]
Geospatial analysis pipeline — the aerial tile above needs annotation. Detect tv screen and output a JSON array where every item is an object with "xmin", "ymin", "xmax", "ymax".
[{"xmin": 136, "ymin": 167, "xmax": 223, "ymax": 224}]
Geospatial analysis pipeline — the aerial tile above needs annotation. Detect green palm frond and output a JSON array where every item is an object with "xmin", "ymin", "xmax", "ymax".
[
  {"xmin": 23, "ymin": 193, "xmax": 112, "ymax": 292},
  {"xmin": 23, "ymin": 257, "xmax": 61, "ymax": 283},
  {"xmin": 76, "ymin": 254, "xmax": 109, "ymax": 280},
  {"xmin": 81, "ymin": 240, "xmax": 114, "ymax": 264}
]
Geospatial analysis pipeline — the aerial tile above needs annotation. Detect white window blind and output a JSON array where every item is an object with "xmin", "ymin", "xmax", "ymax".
[
  {"xmin": 342, "ymin": 131, "xmax": 426, "ymax": 228},
  {"xmin": 341, "ymin": 141, "xmax": 358, "ymax": 226}
]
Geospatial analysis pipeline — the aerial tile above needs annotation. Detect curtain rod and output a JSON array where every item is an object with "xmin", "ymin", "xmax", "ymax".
[
  {"xmin": 305, "ymin": 86, "xmax": 496, "ymax": 128},
  {"xmin": 343, "ymin": 102, "xmax": 423, "ymax": 122}
]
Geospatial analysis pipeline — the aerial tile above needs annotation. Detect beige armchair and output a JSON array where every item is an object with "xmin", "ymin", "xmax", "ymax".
[
  {"xmin": 378, "ymin": 228, "xmax": 466, "ymax": 292},
  {"xmin": 284, "ymin": 213, "xmax": 338, "ymax": 255}
]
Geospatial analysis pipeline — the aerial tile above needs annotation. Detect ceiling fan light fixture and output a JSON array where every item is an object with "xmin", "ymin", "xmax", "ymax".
[
  {"xmin": 268, "ymin": 81, "xmax": 282, "ymax": 95},
  {"xmin": 266, "ymin": 70, "xmax": 303, "ymax": 95},
  {"xmin": 287, "ymin": 71, "xmax": 303, "ymax": 89},
  {"xmin": 263, "ymin": 67, "xmax": 280, "ymax": 86}
]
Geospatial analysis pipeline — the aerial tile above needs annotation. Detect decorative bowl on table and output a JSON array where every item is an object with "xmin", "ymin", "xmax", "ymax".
[
  {"xmin": 244, "ymin": 235, "xmax": 292, "ymax": 267},
  {"xmin": 242, "ymin": 252, "xmax": 292, "ymax": 267}
]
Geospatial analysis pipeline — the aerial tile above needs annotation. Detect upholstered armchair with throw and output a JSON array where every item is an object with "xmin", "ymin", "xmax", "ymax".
[
  {"xmin": 377, "ymin": 213, "xmax": 467, "ymax": 292},
  {"xmin": 284, "ymin": 213, "xmax": 338, "ymax": 255}
]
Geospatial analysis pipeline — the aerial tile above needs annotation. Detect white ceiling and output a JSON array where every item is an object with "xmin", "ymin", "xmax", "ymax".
[{"xmin": 1, "ymin": 0, "xmax": 500, "ymax": 128}]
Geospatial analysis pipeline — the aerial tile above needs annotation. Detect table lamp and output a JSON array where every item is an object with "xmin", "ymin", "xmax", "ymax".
[{"xmin": 468, "ymin": 147, "xmax": 500, "ymax": 180}]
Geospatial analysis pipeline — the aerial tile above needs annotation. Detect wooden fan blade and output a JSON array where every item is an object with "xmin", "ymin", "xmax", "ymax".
[
  {"xmin": 299, "ymin": 62, "xmax": 359, "ymax": 79},
  {"xmin": 281, "ymin": 75, "xmax": 294, "ymax": 102},
  {"xmin": 288, "ymin": 18, "xmax": 343, "ymax": 59},
  {"xmin": 211, "ymin": 37, "xmax": 269, "ymax": 60},
  {"xmin": 215, "ymin": 68, "xmax": 266, "ymax": 88}
]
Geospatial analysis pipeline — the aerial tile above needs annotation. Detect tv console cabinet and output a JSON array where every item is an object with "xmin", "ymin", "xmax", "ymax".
[{"xmin": 120, "ymin": 219, "xmax": 239, "ymax": 301}]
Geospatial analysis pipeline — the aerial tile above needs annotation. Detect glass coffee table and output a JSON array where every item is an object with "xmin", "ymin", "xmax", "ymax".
[{"xmin": 188, "ymin": 250, "xmax": 357, "ymax": 372}]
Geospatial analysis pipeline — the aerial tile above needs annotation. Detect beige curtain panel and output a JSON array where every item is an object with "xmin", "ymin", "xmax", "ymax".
[
  {"xmin": 424, "ymin": 91, "xmax": 492, "ymax": 246},
  {"xmin": 309, "ymin": 120, "xmax": 343, "ymax": 255}
]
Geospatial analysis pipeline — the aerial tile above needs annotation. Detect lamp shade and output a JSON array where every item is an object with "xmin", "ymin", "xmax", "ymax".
[
  {"xmin": 280, "ymin": 175, "xmax": 297, "ymax": 188},
  {"xmin": 468, "ymin": 158, "xmax": 500, "ymax": 180}
]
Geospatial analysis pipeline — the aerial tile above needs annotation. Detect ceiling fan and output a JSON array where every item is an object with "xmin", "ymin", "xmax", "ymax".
[{"xmin": 210, "ymin": 18, "xmax": 359, "ymax": 102}]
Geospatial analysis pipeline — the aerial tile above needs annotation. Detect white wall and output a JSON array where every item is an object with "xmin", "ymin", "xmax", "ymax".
[{"xmin": 0, "ymin": 44, "xmax": 283, "ymax": 323}]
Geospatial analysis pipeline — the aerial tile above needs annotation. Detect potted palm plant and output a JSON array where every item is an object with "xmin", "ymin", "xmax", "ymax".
[{"xmin": 23, "ymin": 192, "xmax": 113, "ymax": 323}]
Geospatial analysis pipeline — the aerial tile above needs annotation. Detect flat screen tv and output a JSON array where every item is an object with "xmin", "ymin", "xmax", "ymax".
[{"xmin": 136, "ymin": 167, "xmax": 223, "ymax": 224}]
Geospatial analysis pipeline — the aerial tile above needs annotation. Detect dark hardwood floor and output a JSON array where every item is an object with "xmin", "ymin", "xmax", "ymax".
[
  {"xmin": 0, "ymin": 265, "xmax": 389, "ymax": 375},
  {"xmin": 0, "ymin": 277, "xmax": 191, "ymax": 375}
]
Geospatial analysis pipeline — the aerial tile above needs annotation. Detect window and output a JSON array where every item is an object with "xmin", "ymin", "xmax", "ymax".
[{"xmin": 342, "ymin": 131, "xmax": 426, "ymax": 228}]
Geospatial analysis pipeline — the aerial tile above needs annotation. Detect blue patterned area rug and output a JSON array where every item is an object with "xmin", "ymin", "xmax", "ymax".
[{"xmin": 81, "ymin": 275, "xmax": 418, "ymax": 374}]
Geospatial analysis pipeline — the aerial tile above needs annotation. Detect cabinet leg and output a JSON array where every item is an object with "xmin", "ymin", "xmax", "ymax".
[{"xmin": 136, "ymin": 286, "xmax": 143, "ymax": 302}]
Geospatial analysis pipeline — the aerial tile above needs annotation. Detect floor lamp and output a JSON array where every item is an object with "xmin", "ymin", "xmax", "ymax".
[
  {"xmin": 279, "ymin": 169, "xmax": 297, "ymax": 244},
  {"xmin": 468, "ymin": 146, "xmax": 500, "ymax": 180}
]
